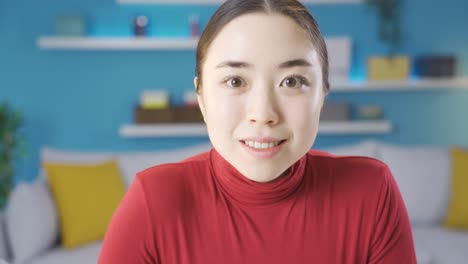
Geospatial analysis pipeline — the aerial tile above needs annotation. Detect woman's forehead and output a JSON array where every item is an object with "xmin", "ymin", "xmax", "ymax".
[{"xmin": 204, "ymin": 13, "xmax": 319, "ymax": 69}]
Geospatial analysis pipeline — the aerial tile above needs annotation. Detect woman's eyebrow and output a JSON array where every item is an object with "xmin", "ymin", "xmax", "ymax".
[
  {"xmin": 215, "ymin": 59, "xmax": 312, "ymax": 69},
  {"xmin": 216, "ymin": 61, "xmax": 252, "ymax": 69},
  {"xmin": 278, "ymin": 59, "xmax": 312, "ymax": 69}
]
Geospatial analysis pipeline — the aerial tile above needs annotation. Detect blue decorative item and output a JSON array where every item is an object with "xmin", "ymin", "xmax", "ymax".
[
  {"xmin": 414, "ymin": 55, "xmax": 456, "ymax": 78},
  {"xmin": 55, "ymin": 14, "xmax": 86, "ymax": 36},
  {"xmin": 134, "ymin": 15, "xmax": 149, "ymax": 37}
]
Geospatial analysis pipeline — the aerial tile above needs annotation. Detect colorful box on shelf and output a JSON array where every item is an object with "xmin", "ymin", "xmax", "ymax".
[
  {"xmin": 134, "ymin": 106, "xmax": 203, "ymax": 124},
  {"xmin": 140, "ymin": 90, "xmax": 169, "ymax": 109},
  {"xmin": 368, "ymin": 55, "xmax": 410, "ymax": 81}
]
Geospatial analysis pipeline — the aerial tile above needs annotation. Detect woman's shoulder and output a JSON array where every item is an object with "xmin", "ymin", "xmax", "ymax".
[
  {"xmin": 129, "ymin": 151, "xmax": 213, "ymax": 218},
  {"xmin": 305, "ymin": 150, "xmax": 401, "ymax": 218},
  {"xmin": 306, "ymin": 149, "xmax": 392, "ymax": 191}
]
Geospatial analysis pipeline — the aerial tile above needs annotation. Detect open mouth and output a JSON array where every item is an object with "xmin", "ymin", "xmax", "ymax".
[{"xmin": 240, "ymin": 140, "xmax": 287, "ymax": 149}]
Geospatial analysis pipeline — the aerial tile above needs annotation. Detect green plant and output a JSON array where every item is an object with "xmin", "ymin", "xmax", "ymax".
[
  {"xmin": 0, "ymin": 101, "xmax": 26, "ymax": 209},
  {"xmin": 366, "ymin": 0, "xmax": 402, "ymax": 54}
]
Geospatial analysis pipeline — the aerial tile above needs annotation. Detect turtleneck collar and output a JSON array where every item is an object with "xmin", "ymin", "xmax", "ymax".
[{"xmin": 209, "ymin": 148, "xmax": 308, "ymax": 207}]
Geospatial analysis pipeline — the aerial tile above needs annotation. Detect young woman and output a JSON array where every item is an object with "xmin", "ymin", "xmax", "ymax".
[{"xmin": 99, "ymin": 0, "xmax": 417, "ymax": 263}]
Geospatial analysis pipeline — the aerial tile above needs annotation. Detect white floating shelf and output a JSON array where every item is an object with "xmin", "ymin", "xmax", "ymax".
[
  {"xmin": 318, "ymin": 121, "xmax": 392, "ymax": 135},
  {"xmin": 120, "ymin": 123, "xmax": 208, "ymax": 138},
  {"xmin": 37, "ymin": 36, "xmax": 346, "ymax": 51},
  {"xmin": 117, "ymin": 0, "xmax": 361, "ymax": 5},
  {"xmin": 119, "ymin": 121, "xmax": 392, "ymax": 138},
  {"xmin": 332, "ymin": 78, "xmax": 468, "ymax": 92},
  {"xmin": 38, "ymin": 37, "xmax": 199, "ymax": 50}
]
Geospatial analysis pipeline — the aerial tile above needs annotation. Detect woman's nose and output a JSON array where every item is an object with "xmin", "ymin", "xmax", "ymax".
[{"xmin": 245, "ymin": 88, "xmax": 280, "ymax": 126}]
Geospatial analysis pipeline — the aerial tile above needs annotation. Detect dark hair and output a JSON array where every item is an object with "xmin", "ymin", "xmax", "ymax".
[{"xmin": 195, "ymin": 0, "xmax": 329, "ymax": 94}]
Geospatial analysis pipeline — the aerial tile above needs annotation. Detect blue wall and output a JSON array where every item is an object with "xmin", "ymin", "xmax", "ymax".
[{"xmin": 1, "ymin": 0, "xmax": 468, "ymax": 183}]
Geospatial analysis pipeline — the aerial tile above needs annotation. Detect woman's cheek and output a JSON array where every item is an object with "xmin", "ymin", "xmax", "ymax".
[
  {"xmin": 207, "ymin": 93, "xmax": 240, "ymax": 122},
  {"xmin": 292, "ymin": 101, "xmax": 320, "ymax": 133}
]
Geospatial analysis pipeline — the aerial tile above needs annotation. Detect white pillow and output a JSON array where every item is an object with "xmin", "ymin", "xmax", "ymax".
[
  {"xmin": 117, "ymin": 143, "xmax": 213, "ymax": 187},
  {"xmin": 321, "ymin": 140, "xmax": 380, "ymax": 159},
  {"xmin": 379, "ymin": 143, "xmax": 451, "ymax": 225},
  {"xmin": 6, "ymin": 181, "xmax": 59, "ymax": 264}
]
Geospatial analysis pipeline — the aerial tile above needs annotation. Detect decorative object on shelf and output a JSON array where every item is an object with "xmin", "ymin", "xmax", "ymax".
[
  {"xmin": 357, "ymin": 105, "xmax": 383, "ymax": 120},
  {"xmin": 133, "ymin": 15, "xmax": 149, "ymax": 37},
  {"xmin": 320, "ymin": 102, "xmax": 351, "ymax": 121},
  {"xmin": 140, "ymin": 90, "xmax": 169, "ymax": 109},
  {"xmin": 325, "ymin": 37, "xmax": 351, "ymax": 85},
  {"xmin": 189, "ymin": 14, "xmax": 200, "ymax": 38},
  {"xmin": 136, "ymin": 107, "xmax": 173, "ymax": 123},
  {"xmin": 367, "ymin": 55, "xmax": 410, "ymax": 81},
  {"xmin": 168, "ymin": 107, "xmax": 203, "ymax": 123},
  {"xmin": 365, "ymin": 0, "xmax": 407, "ymax": 82},
  {"xmin": 365, "ymin": 0, "xmax": 401, "ymax": 53},
  {"xmin": 183, "ymin": 90, "xmax": 198, "ymax": 107},
  {"xmin": 55, "ymin": 14, "xmax": 86, "ymax": 36},
  {"xmin": 0, "ymin": 101, "xmax": 26, "ymax": 209},
  {"xmin": 134, "ymin": 106, "xmax": 204, "ymax": 124},
  {"xmin": 415, "ymin": 55, "xmax": 456, "ymax": 78}
]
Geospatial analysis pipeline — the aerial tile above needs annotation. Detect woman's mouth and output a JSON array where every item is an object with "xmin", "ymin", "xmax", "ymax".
[
  {"xmin": 239, "ymin": 139, "xmax": 287, "ymax": 159},
  {"xmin": 240, "ymin": 140, "xmax": 286, "ymax": 149}
]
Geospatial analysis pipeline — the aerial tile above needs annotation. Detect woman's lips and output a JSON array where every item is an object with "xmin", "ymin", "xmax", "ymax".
[
  {"xmin": 239, "ymin": 139, "xmax": 287, "ymax": 159},
  {"xmin": 241, "ymin": 137, "xmax": 284, "ymax": 143}
]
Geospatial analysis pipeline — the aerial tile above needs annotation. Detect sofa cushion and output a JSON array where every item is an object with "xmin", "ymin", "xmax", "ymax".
[
  {"xmin": 5, "ymin": 143, "xmax": 213, "ymax": 263},
  {"xmin": 29, "ymin": 242, "xmax": 102, "ymax": 264},
  {"xmin": 6, "ymin": 181, "xmax": 59, "ymax": 264},
  {"xmin": 445, "ymin": 147, "xmax": 468, "ymax": 230},
  {"xmin": 41, "ymin": 143, "xmax": 213, "ymax": 188},
  {"xmin": 379, "ymin": 144, "xmax": 451, "ymax": 225},
  {"xmin": 322, "ymin": 140, "xmax": 379, "ymax": 158},
  {"xmin": 117, "ymin": 143, "xmax": 213, "ymax": 186},
  {"xmin": 413, "ymin": 226, "xmax": 468, "ymax": 264},
  {"xmin": 414, "ymin": 245, "xmax": 433, "ymax": 264},
  {"xmin": 40, "ymin": 147, "xmax": 115, "ymax": 163},
  {"xmin": 44, "ymin": 160, "xmax": 126, "ymax": 249},
  {"xmin": 39, "ymin": 147, "xmax": 115, "ymax": 182}
]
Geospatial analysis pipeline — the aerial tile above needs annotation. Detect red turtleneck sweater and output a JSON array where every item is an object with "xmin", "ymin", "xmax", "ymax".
[{"xmin": 98, "ymin": 149, "xmax": 416, "ymax": 264}]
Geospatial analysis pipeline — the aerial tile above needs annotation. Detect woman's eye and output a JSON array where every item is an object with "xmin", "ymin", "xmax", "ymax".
[
  {"xmin": 281, "ymin": 75, "xmax": 308, "ymax": 89},
  {"xmin": 225, "ymin": 77, "xmax": 244, "ymax": 88}
]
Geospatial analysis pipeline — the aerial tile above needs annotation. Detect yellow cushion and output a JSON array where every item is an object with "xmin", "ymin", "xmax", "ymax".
[
  {"xmin": 44, "ymin": 160, "xmax": 126, "ymax": 249},
  {"xmin": 445, "ymin": 147, "xmax": 468, "ymax": 229}
]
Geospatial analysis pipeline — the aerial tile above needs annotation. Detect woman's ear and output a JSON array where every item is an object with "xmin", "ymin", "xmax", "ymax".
[{"xmin": 194, "ymin": 76, "xmax": 207, "ymax": 122}]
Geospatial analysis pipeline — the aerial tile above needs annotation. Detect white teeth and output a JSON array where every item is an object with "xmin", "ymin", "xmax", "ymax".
[{"xmin": 244, "ymin": 140, "xmax": 280, "ymax": 149}]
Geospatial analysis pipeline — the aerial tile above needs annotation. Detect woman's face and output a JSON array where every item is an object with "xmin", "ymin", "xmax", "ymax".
[{"xmin": 196, "ymin": 13, "xmax": 325, "ymax": 182}]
